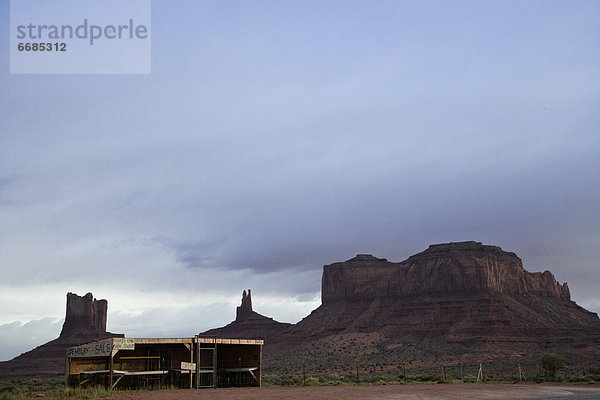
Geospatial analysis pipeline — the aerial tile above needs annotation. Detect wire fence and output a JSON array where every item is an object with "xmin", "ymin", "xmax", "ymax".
[{"xmin": 263, "ymin": 360, "xmax": 600, "ymax": 386}]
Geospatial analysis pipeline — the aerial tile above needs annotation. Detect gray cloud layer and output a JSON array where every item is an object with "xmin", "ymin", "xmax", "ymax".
[{"xmin": 1, "ymin": 0, "xmax": 599, "ymax": 361}]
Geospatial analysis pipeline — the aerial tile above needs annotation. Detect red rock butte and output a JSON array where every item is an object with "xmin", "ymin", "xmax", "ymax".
[
  {"xmin": 285, "ymin": 242, "xmax": 598, "ymax": 341},
  {"xmin": 322, "ymin": 242, "xmax": 570, "ymax": 302},
  {"xmin": 0, "ymin": 292, "xmax": 122, "ymax": 380},
  {"xmin": 60, "ymin": 292, "xmax": 108, "ymax": 336},
  {"xmin": 262, "ymin": 241, "xmax": 600, "ymax": 370}
]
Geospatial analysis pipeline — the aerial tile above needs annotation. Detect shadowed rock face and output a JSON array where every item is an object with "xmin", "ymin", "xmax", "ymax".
[
  {"xmin": 60, "ymin": 292, "xmax": 108, "ymax": 337},
  {"xmin": 322, "ymin": 242, "xmax": 571, "ymax": 303},
  {"xmin": 277, "ymin": 242, "xmax": 600, "ymax": 358},
  {"xmin": 236, "ymin": 290, "xmax": 253, "ymax": 321}
]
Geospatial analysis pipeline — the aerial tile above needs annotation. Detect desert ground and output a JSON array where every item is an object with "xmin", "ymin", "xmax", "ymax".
[{"xmin": 106, "ymin": 384, "xmax": 600, "ymax": 400}]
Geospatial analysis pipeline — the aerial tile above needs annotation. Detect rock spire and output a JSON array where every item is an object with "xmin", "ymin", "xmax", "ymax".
[{"xmin": 236, "ymin": 289, "xmax": 253, "ymax": 321}]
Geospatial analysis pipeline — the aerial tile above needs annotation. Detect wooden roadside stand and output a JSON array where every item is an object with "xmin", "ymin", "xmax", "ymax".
[{"xmin": 65, "ymin": 337, "xmax": 263, "ymax": 391}]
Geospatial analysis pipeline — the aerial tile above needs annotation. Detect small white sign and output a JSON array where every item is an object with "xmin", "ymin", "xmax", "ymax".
[{"xmin": 180, "ymin": 362, "xmax": 196, "ymax": 371}]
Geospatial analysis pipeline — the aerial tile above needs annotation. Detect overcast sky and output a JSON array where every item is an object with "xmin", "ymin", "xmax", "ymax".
[{"xmin": 1, "ymin": 0, "xmax": 599, "ymax": 361}]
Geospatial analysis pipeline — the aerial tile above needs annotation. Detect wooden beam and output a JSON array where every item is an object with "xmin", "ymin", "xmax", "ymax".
[
  {"xmin": 79, "ymin": 378, "xmax": 92, "ymax": 386},
  {"xmin": 249, "ymin": 369, "xmax": 258, "ymax": 383},
  {"xmin": 111, "ymin": 374, "xmax": 125, "ymax": 390},
  {"xmin": 119, "ymin": 356, "xmax": 160, "ymax": 360}
]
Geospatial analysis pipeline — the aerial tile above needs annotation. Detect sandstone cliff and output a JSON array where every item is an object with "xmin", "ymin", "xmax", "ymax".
[
  {"xmin": 273, "ymin": 242, "xmax": 600, "ymax": 366},
  {"xmin": 322, "ymin": 242, "xmax": 571, "ymax": 303},
  {"xmin": 60, "ymin": 292, "xmax": 108, "ymax": 336},
  {"xmin": 0, "ymin": 292, "xmax": 122, "ymax": 380}
]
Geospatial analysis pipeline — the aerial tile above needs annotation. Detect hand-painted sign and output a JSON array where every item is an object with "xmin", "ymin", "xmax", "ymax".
[
  {"xmin": 113, "ymin": 338, "xmax": 135, "ymax": 350},
  {"xmin": 66, "ymin": 338, "xmax": 113, "ymax": 358}
]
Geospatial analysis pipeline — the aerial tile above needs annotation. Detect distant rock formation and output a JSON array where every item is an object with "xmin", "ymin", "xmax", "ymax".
[
  {"xmin": 0, "ymin": 292, "xmax": 123, "ymax": 380},
  {"xmin": 202, "ymin": 289, "xmax": 291, "ymax": 340},
  {"xmin": 236, "ymin": 290, "xmax": 253, "ymax": 321},
  {"xmin": 321, "ymin": 242, "xmax": 572, "ymax": 303},
  {"xmin": 3, "ymin": 242, "xmax": 600, "ymax": 379},
  {"xmin": 272, "ymin": 242, "xmax": 600, "ymax": 366},
  {"xmin": 60, "ymin": 292, "xmax": 108, "ymax": 337}
]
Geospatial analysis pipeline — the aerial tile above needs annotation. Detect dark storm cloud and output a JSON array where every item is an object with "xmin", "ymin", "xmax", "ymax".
[{"xmin": 167, "ymin": 122, "xmax": 598, "ymax": 280}]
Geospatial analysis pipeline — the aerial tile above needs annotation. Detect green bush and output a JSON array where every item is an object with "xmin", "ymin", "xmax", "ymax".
[
  {"xmin": 305, "ymin": 377, "xmax": 320, "ymax": 386},
  {"xmin": 542, "ymin": 354, "xmax": 565, "ymax": 381}
]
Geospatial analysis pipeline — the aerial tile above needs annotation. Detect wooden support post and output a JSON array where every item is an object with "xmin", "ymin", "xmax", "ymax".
[
  {"xmin": 109, "ymin": 353, "xmax": 114, "ymax": 391},
  {"xmin": 64, "ymin": 355, "xmax": 70, "ymax": 387},
  {"xmin": 109, "ymin": 342, "xmax": 118, "ymax": 392},
  {"xmin": 212, "ymin": 340, "xmax": 217, "ymax": 388},
  {"xmin": 195, "ymin": 336, "xmax": 200, "ymax": 389},
  {"xmin": 259, "ymin": 344, "xmax": 263, "ymax": 387},
  {"xmin": 189, "ymin": 339, "xmax": 194, "ymax": 389}
]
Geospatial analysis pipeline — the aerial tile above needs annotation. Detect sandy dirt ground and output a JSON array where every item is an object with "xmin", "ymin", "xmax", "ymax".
[{"xmin": 106, "ymin": 384, "xmax": 600, "ymax": 400}]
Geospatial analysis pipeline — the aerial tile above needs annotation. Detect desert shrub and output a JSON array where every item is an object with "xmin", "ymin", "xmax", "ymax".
[
  {"xmin": 262, "ymin": 373, "xmax": 303, "ymax": 386},
  {"xmin": 411, "ymin": 374, "xmax": 437, "ymax": 383},
  {"xmin": 318, "ymin": 374, "xmax": 344, "ymax": 385},
  {"xmin": 542, "ymin": 354, "xmax": 564, "ymax": 381},
  {"xmin": 305, "ymin": 377, "xmax": 320, "ymax": 386}
]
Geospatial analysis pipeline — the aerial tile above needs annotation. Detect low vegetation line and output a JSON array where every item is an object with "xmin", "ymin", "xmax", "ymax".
[{"xmin": 2, "ymin": 361, "xmax": 599, "ymax": 400}]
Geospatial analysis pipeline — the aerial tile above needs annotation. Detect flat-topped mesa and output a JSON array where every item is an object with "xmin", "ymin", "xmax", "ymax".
[
  {"xmin": 322, "ymin": 241, "xmax": 571, "ymax": 303},
  {"xmin": 346, "ymin": 254, "xmax": 389, "ymax": 263},
  {"xmin": 59, "ymin": 292, "xmax": 108, "ymax": 337},
  {"xmin": 419, "ymin": 241, "xmax": 505, "ymax": 254}
]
